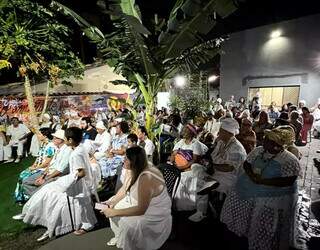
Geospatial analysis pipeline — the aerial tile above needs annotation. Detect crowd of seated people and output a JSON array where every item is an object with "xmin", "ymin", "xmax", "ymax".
[{"xmin": 2, "ymin": 96, "xmax": 320, "ymax": 250}]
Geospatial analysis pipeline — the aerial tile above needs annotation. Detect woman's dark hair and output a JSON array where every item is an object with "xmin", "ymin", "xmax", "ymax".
[
  {"xmin": 239, "ymin": 97, "xmax": 245, "ymax": 103},
  {"xmin": 39, "ymin": 127, "xmax": 53, "ymax": 140},
  {"xmin": 127, "ymin": 133, "xmax": 138, "ymax": 144},
  {"xmin": 170, "ymin": 113, "xmax": 182, "ymax": 127},
  {"xmin": 138, "ymin": 126, "xmax": 148, "ymax": 137},
  {"xmin": 65, "ymin": 127, "xmax": 83, "ymax": 144},
  {"xmin": 302, "ymin": 107, "xmax": 310, "ymax": 113},
  {"xmin": 279, "ymin": 112, "xmax": 289, "ymax": 120},
  {"xmin": 126, "ymin": 146, "xmax": 148, "ymax": 192},
  {"xmin": 81, "ymin": 117, "xmax": 92, "ymax": 126},
  {"xmin": 118, "ymin": 121, "xmax": 130, "ymax": 134},
  {"xmin": 289, "ymin": 105, "xmax": 297, "ymax": 112}
]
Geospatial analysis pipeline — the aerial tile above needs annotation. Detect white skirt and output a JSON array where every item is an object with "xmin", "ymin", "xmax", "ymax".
[{"xmin": 22, "ymin": 175, "xmax": 97, "ymax": 237}]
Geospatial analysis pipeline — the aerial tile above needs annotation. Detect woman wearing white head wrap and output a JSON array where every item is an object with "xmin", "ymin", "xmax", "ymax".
[
  {"xmin": 189, "ymin": 118, "xmax": 247, "ymax": 222},
  {"xmin": 93, "ymin": 121, "xmax": 112, "ymax": 160},
  {"xmin": 212, "ymin": 98, "xmax": 224, "ymax": 112}
]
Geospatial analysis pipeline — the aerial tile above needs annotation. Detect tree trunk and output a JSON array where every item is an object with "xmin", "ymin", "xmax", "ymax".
[
  {"xmin": 145, "ymin": 98, "xmax": 155, "ymax": 139},
  {"xmin": 40, "ymin": 80, "xmax": 50, "ymax": 119},
  {"xmin": 24, "ymin": 75, "xmax": 39, "ymax": 132}
]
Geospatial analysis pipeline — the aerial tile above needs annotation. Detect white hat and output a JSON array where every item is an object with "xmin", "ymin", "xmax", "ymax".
[
  {"xmin": 114, "ymin": 118, "xmax": 123, "ymax": 122},
  {"xmin": 43, "ymin": 113, "xmax": 51, "ymax": 120},
  {"xmin": 299, "ymin": 100, "xmax": 306, "ymax": 105},
  {"xmin": 52, "ymin": 115, "xmax": 59, "ymax": 121},
  {"xmin": 220, "ymin": 118, "xmax": 239, "ymax": 135},
  {"xmin": 96, "ymin": 121, "xmax": 107, "ymax": 130},
  {"xmin": 51, "ymin": 129, "xmax": 65, "ymax": 140},
  {"xmin": 70, "ymin": 111, "xmax": 78, "ymax": 117}
]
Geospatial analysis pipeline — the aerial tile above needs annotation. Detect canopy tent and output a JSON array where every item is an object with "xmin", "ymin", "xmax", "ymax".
[{"xmin": 0, "ymin": 64, "xmax": 135, "ymax": 95}]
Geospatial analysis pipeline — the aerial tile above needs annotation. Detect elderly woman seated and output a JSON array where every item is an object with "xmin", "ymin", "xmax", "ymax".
[
  {"xmin": 189, "ymin": 118, "xmax": 247, "ymax": 222},
  {"xmin": 164, "ymin": 124, "xmax": 209, "ymax": 219},
  {"xmin": 236, "ymin": 118, "xmax": 256, "ymax": 154},
  {"xmin": 221, "ymin": 127, "xmax": 300, "ymax": 250}
]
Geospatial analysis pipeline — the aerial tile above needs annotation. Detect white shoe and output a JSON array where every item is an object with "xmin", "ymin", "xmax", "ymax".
[
  {"xmin": 107, "ymin": 237, "xmax": 118, "ymax": 246},
  {"xmin": 14, "ymin": 158, "xmax": 21, "ymax": 163},
  {"xmin": 4, "ymin": 159, "xmax": 14, "ymax": 163},
  {"xmin": 188, "ymin": 211, "xmax": 207, "ymax": 222},
  {"xmin": 197, "ymin": 180, "xmax": 219, "ymax": 195},
  {"xmin": 12, "ymin": 213, "xmax": 25, "ymax": 220},
  {"xmin": 37, "ymin": 231, "xmax": 49, "ymax": 242}
]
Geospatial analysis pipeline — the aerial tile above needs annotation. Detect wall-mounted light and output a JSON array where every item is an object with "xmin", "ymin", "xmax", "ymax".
[
  {"xmin": 174, "ymin": 75, "xmax": 186, "ymax": 87},
  {"xmin": 270, "ymin": 30, "xmax": 282, "ymax": 39},
  {"xmin": 208, "ymin": 75, "xmax": 219, "ymax": 82}
]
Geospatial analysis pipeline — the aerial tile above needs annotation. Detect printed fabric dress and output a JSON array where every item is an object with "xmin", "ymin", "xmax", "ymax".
[
  {"xmin": 14, "ymin": 141, "xmax": 56, "ymax": 203},
  {"xmin": 22, "ymin": 144, "xmax": 97, "ymax": 237},
  {"xmin": 220, "ymin": 146, "xmax": 300, "ymax": 250},
  {"xmin": 99, "ymin": 134, "xmax": 128, "ymax": 178},
  {"xmin": 109, "ymin": 168, "xmax": 172, "ymax": 250}
]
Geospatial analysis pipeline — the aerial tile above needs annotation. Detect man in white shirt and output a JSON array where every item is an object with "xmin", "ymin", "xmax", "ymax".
[
  {"xmin": 313, "ymin": 103, "xmax": 320, "ymax": 137},
  {"xmin": 4, "ymin": 117, "xmax": 31, "ymax": 163},
  {"xmin": 224, "ymin": 95, "xmax": 236, "ymax": 110},
  {"xmin": 137, "ymin": 126, "xmax": 155, "ymax": 161}
]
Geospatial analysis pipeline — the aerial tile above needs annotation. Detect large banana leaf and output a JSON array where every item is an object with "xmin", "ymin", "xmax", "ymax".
[
  {"xmin": 163, "ymin": 38, "xmax": 223, "ymax": 73},
  {"xmin": 53, "ymin": 0, "xmax": 157, "ymax": 79},
  {"xmin": 159, "ymin": 0, "xmax": 237, "ymax": 59},
  {"xmin": 109, "ymin": 0, "xmax": 142, "ymax": 22}
]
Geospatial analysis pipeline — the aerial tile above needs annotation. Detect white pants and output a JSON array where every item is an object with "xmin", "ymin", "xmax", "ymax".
[
  {"xmin": 0, "ymin": 137, "xmax": 4, "ymax": 161},
  {"xmin": 4, "ymin": 139, "xmax": 27, "ymax": 160}
]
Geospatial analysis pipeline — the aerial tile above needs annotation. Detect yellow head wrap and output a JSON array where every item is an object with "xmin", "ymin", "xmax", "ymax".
[
  {"xmin": 264, "ymin": 126, "xmax": 295, "ymax": 146},
  {"xmin": 0, "ymin": 124, "xmax": 5, "ymax": 133}
]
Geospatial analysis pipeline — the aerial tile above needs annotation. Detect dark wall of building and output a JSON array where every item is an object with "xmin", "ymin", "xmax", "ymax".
[{"xmin": 220, "ymin": 14, "xmax": 320, "ymax": 106}]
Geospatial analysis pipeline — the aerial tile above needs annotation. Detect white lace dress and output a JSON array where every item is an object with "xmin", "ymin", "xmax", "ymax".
[
  {"xmin": 22, "ymin": 144, "xmax": 97, "ymax": 237},
  {"xmin": 109, "ymin": 169, "xmax": 172, "ymax": 250}
]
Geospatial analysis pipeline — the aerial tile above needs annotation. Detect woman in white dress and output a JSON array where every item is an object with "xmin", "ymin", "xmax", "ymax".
[
  {"xmin": 221, "ymin": 127, "xmax": 300, "ymax": 250},
  {"xmin": 100, "ymin": 146, "xmax": 172, "ymax": 250},
  {"xmin": 18, "ymin": 127, "xmax": 97, "ymax": 241}
]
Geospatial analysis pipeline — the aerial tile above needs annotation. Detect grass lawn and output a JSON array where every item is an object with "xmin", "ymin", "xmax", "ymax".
[{"xmin": 0, "ymin": 157, "xmax": 35, "ymax": 234}]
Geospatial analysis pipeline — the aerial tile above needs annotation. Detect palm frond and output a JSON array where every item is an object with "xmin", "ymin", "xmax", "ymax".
[
  {"xmin": 164, "ymin": 38, "xmax": 224, "ymax": 74},
  {"xmin": 159, "ymin": 0, "xmax": 236, "ymax": 59}
]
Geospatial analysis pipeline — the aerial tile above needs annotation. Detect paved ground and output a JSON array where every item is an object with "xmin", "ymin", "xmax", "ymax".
[{"xmin": 297, "ymin": 137, "xmax": 320, "ymax": 249}]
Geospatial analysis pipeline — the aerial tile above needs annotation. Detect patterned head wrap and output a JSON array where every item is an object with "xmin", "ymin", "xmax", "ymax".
[
  {"xmin": 264, "ymin": 127, "xmax": 294, "ymax": 146},
  {"xmin": 186, "ymin": 123, "xmax": 198, "ymax": 136},
  {"xmin": 220, "ymin": 118, "xmax": 240, "ymax": 135}
]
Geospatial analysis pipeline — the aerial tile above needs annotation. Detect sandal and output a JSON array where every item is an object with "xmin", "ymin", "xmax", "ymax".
[
  {"xmin": 107, "ymin": 237, "xmax": 118, "ymax": 246},
  {"xmin": 73, "ymin": 228, "xmax": 88, "ymax": 236}
]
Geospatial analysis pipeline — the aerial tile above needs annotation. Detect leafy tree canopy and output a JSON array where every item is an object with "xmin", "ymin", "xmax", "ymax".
[{"xmin": 0, "ymin": 0, "xmax": 84, "ymax": 85}]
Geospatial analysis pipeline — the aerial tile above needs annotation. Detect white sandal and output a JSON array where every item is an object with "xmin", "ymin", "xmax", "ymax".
[{"xmin": 107, "ymin": 237, "xmax": 118, "ymax": 246}]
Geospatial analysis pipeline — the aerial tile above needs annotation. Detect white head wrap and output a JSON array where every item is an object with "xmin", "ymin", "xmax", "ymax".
[
  {"xmin": 299, "ymin": 100, "xmax": 306, "ymax": 105},
  {"xmin": 220, "ymin": 118, "xmax": 239, "ymax": 135},
  {"xmin": 43, "ymin": 113, "xmax": 51, "ymax": 120},
  {"xmin": 96, "ymin": 121, "xmax": 107, "ymax": 130}
]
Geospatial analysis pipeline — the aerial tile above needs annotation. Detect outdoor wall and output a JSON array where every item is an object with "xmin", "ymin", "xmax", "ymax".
[{"xmin": 220, "ymin": 14, "xmax": 320, "ymax": 107}]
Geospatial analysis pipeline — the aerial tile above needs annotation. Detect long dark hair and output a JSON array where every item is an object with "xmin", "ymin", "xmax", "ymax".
[{"xmin": 126, "ymin": 146, "xmax": 148, "ymax": 192}]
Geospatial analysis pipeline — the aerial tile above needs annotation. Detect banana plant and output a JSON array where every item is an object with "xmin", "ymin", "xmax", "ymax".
[{"xmin": 52, "ymin": 0, "xmax": 237, "ymax": 137}]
